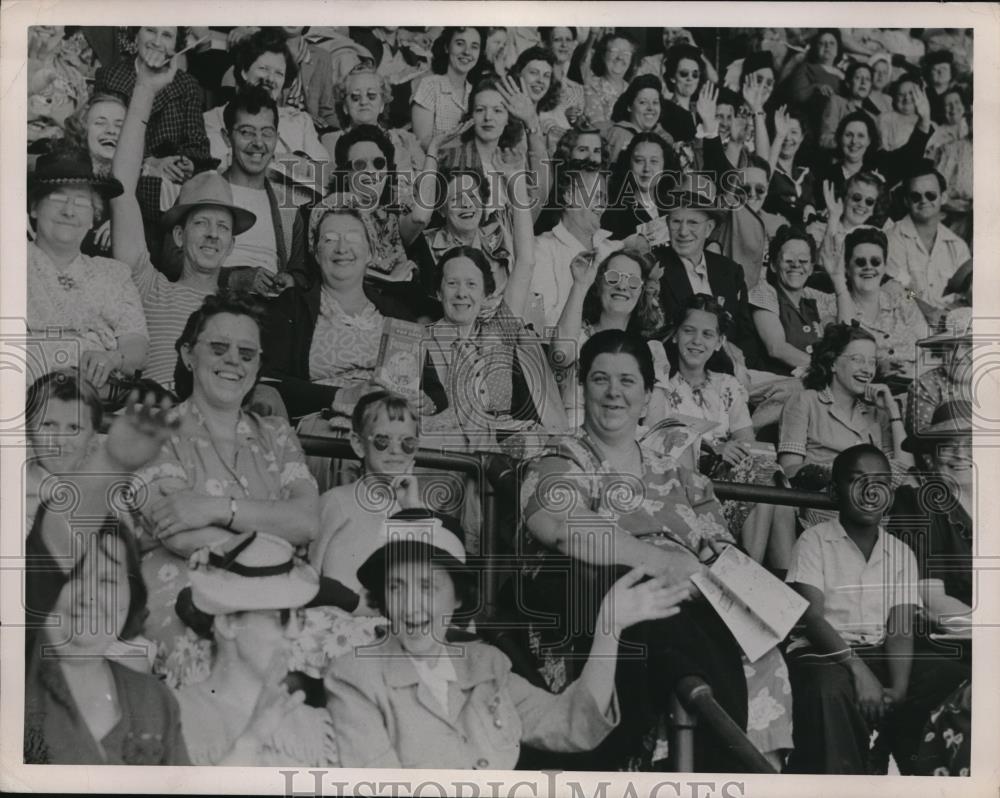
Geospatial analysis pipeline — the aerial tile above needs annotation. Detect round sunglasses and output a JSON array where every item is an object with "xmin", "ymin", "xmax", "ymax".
[
  {"xmin": 367, "ymin": 433, "xmax": 419, "ymax": 454},
  {"xmin": 350, "ymin": 156, "xmax": 387, "ymax": 171},
  {"xmin": 603, "ymin": 270, "xmax": 643, "ymax": 289}
]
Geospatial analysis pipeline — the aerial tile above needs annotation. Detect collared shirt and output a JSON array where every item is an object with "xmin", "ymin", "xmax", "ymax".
[
  {"xmin": 325, "ymin": 634, "xmax": 618, "ymax": 770},
  {"xmin": 786, "ymin": 519, "xmax": 921, "ymax": 651},
  {"xmin": 530, "ymin": 222, "xmax": 621, "ymax": 330},
  {"xmin": 886, "ymin": 215, "xmax": 971, "ymax": 303},
  {"xmin": 412, "ymin": 73, "xmax": 471, "ymax": 140},
  {"xmin": 778, "ymin": 386, "xmax": 889, "ymax": 464},
  {"xmin": 680, "ymin": 252, "xmax": 712, "ymax": 296}
]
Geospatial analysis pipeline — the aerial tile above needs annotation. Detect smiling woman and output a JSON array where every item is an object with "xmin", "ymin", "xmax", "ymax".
[{"xmin": 131, "ymin": 292, "xmax": 319, "ymax": 686}]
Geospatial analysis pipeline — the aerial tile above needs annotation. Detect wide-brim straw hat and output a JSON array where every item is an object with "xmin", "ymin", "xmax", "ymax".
[
  {"xmin": 159, "ymin": 170, "xmax": 256, "ymax": 235},
  {"xmin": 186, "ymin": 531, "xmax": 319, "ymax": 616},
  {"xmin": 902, "ymin": 399, "xmax": 973, "ymax": 453},
  {"xmin": 28, "ymin": 147, "xmax": 123, "ymax": 200}
]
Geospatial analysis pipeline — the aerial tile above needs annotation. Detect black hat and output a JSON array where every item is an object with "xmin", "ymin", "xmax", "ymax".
[
  {"xmin": 356, "ymin": 510, "xmax": 472, "ymax": 597},
  {"xmin": 611, "ymin": 74, "xmax": 664, "ymax": 123},
  {"xmin": 902, "ymin": 399, "xmax": 972, "ymax": 453},
  {"xmin": 742, "ymin": 50, "xmax": 775, "ymax": 77},
  {"xmin": 28, "ymin": 146, "xmax": 123, "ymax": 200}
]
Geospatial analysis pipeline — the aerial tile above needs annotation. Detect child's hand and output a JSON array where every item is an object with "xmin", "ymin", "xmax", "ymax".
[{"xmin": 392, "ymin": 474, "xmax": 423, "ymax": 510}]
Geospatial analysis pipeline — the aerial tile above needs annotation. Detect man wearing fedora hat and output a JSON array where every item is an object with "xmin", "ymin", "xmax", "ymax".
[
  {"xmin": 112, "ymin": 55, "xmax": 257, "ymax": 390},
  {"xmin": 654, "ymin": 171, "xmax": 754, "ymax": 353},
  {"xmin": 889, "ymin": 399, "xmax": 973, "ymax": 622}
]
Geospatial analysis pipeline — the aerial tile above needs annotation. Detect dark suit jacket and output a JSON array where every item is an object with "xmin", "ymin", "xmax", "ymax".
[{"xmin": 655, "ymin": 246, "xmax": 755, "ymax": 352}]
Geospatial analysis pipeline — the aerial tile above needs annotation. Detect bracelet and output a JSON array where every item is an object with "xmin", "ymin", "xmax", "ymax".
[
  {"xmin": 225, "ymin": 497, "xmax": 237, "ymax": 530},
  {"xmin": 890, "ymin": 416, "xmax": 902, "ymax": 423},
  {"xmin": 425, "ymin": 151, "xmax": 438, "ymax": 161}
]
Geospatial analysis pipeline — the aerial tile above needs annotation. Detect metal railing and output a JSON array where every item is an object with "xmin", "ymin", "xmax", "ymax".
[{"xmin": 300, "ymin": 435, "xmax": 836, "ymax": 775}]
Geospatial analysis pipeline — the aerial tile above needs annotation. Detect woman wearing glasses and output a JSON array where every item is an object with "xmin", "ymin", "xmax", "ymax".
[
  {"xmin": 819, "ymin": 216, "xmax": 927, "ymax": 383},
  {"xmin": 324, "ymin": 65, "xmax": 427, "ymax": 202},
  {"xmin": 658, "ymin": 43, "xmax": 706, "ymax": 144},
  {"xmin": 550, "ymin": 247, "xmax": 665, "ymax": 427},
  {"xmin": 778, "ymin": 321, "xmax": 913, "ymax": 525},
  {"xmin": 203, "ymin": 28, "xmax": 329, "ymax": 170},
  {"xmin": 131, "ymin": 292, "xmax": 320, "ymax": 687}
]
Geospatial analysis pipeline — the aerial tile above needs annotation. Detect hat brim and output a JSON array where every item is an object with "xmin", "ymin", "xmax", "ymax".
[
  {"xmin": 29, "ymin": 175, "xmax": 124, "ymax": 200},
  {"xmin": 901, "ymin": 425, "xmax": 972, "ymax": 453},
  {"xmin": 917, "ymin": 332, "xmax": 973, "ymax": 347},
  {"xmin": 668, "ymin": 190, "xmax": 727, "ymax": 219},
  {"xmin": 189, "ymin": 561, "xmax": 319, "ymax": 615},
  {"xmin": 357, "ymin": 540, "xmax": 472, "ymax": 597},
  {"xmin": 160, "ymin": 199, "xmax": 257, "ymax": 235}
]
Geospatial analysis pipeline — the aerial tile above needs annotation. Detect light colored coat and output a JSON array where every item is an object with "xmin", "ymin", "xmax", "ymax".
[{"xmin": 325, "ymin": 635, "xmax": 618, "ymax": 769}]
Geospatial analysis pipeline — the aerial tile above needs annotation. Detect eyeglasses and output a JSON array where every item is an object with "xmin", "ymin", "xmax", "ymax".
[
  {"xmin": 44, "ymin": 192, "xmax": 95, "ymax": 212},
  {"xmin": 319, "ymin": 231, "xmax": 367, "ymax": 247},
  {"xmin": 350, "ymin": 157, "xmax": 387, "ymax": 171},
  {"xmin": 839, "ymin": 354, "xmax": 877, "ymax": 369},
  {"xmin": 909, "ymin": 190, "xmax": 940, "ymax": 203},
  {"xmin": 608, "ymin": 48, "xmax": 633, "ymax": 58},
  {"xmin": 197, "ymin": 339, "xmax": 261, "ymax": 362},
  {"xmin": 741, "ymin": 184, "xmax": 768, "ymax": 198},
  {"xmin": 849, "ymin": 193, "xmax": 877, "ymax": 207},
  {"xmin": 348, "ymin": 91, "xmax": 381, "ymax": 103},
  {"xmin": 851, "ymin": 256, "xmax": 883, "ymax": 268},
  {"xmin": 602, "ymin": 270, "xmax": 643, "ymax": 289},
  {"xmin": 676, "ymin": 69, "xmax": 700, "ymax": 79},
  {"xmin": 233, "ymin": 125, "xmax": 277, "ymax": 143},
  {"xmin": 368, "ymin": 433, "xmax": 419, "ymax": 454}
]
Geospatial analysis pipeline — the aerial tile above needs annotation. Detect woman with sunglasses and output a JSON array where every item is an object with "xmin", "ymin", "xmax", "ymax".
[
  {"xmin": 809, "ymin": 172, "xmax": 885, "ymax": 290},
  {"xmin": 778, "ymin": 321, "xmax": 911, "ymax": 528},
  {"xmin": 173, "ymin": 531, "xmax": 338, "ymax": 765},
  {"xmin": 819, "ymin": 225, "xmax": 928, "ymax": 385},
  {"xmin": 658, "ymin": 43, "xmax": 707, "ymax": 144},
  {"xmin": 324, "ymin": 65, "xmax": 427, "ymax": 202},
  {"xmin": 131, "ymin": 292, "xmax": 320, "ymax": 688},
  {"xmin": 551, "ymin": 247, "xmax": 664, "ymax": 426}
]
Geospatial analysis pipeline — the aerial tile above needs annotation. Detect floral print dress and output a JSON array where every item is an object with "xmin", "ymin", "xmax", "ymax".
[
  {"xmin": 130, "ymin": 401, "xmax": 318, "ymax": 688},
  {"xmin": 519, "ymin": 431, "xmax": 793, "ymax": 760}
]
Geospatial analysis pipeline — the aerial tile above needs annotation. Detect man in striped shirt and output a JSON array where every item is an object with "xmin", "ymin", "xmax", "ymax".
[{"xmin": 112, "ymin": 53, "xmax": 256, "ymax": 390}]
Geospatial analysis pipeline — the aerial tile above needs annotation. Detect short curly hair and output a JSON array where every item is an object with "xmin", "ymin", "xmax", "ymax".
[
  {"xmin": 430, "ymin": 27, "xmax": 486, "ymax": 75},
  {"xmin": 803, "ymin": 321, "xmax": 877, "ymax": 390},
  {"xmin": 591, "ymin": 32, "xmax": 638, "ymax": 80},
  {"xmin": 173, "ymin": 291, "xmax": 266, "ymax": 401},
  {"xmin": 662, "ymin": 43, "xmax": 705, "ymax": 94},
  {"xmin": 510, "ymin": 46, "xmax": 562, "ymax": 113},
  {"xmin": 333, "ymin": 65, "xmax": 394, "ymax": 130},
  {"xmin": 461, "ymin": 76, "xmax": 525, "ymax": 152},
  {"xmin": 843, "ymin": 226, "xmax": 888, "ymax": 269},
  {"xmin": 128, "ymin": 26, "xmax": 188, "ymax": 54},
  {"xmin": 232, "ymin": 28, "xmax": 299, "ymax": 90},
  {"xmin": 434, "ymin": 245, "xmax": 497, "ymax": 297}
]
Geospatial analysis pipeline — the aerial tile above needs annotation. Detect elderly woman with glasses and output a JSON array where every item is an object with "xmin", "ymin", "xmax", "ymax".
[{"xmin": 131, "ymin": 292, "xmax": 319, "ymax": 688}]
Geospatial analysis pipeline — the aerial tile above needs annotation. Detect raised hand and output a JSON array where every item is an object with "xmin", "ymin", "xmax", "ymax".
[
  {"xmin": 695, "ymin": 82, "xmax": 718, "ymax": 126},
  {"xmin": 822, "ymin": 180, "xmax": 843, "ymax": 228},
  {"xmin": 912, "ymin": 84, "xmax": 932, "ymax": 124},
  {"xmin": 773, "ymin": 105, "xmax": 790, "ymax": 140},
  {"xmin": 599, "ymin": 567, "xmax": 691, "ymax": 634},
  {"xmin": 428, "ymin": 119, "xmax": 474, "ymax": 156},
  {"xmin": 742, "ymin": 75, "xmax": 767, "ymax": 114},
  {"xmin": 104, "ymin": 390, "xmax": 179, "ymax": 471},
  {"xmin": 569, "ymin": 250, "xmax": 599, "ymax": 288},
  {"xmin": 135, "ymin": 51, "xmax": 178, "ymax": 93},
  {"xmin": 497, "ymin": 75, "xmax": 539, "ymax": 129}
]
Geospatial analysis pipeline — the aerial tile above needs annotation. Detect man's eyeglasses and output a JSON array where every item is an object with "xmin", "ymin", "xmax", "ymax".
[
  {"xmin": 741, "ymin": 183, "xmax": 768, "ymax": 198},
  {"xmin": 349, "ymin": 91, "xmax": 381, "ymax": 104},
  {"xmin": 851, "ymin": 256, "xmax": 884, "ymax": 268},
  {"xmin": 909, "ymin": 190, "xmax": 940, "ymax": 203},
  {"xmin": 233, "ymin": 126, "xmax": 278, "ymax": 143},
  {"xmin": 603, "ymin": 270, "xmax": 643, "ymax": 289},
  {"xmin": 368, "ymin": 433, "xmax": 419, "ymax": 454},
  {"xmin": 849, "ymin": 192, "xmax": 877, "ymax": 207},
  {"xmin": 350, "ymin": 157, "xmax": 387, "ymax": 172},
  {"xmin": 198, "ymin": 339, "xmax": 261, "ymax": 362}
]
